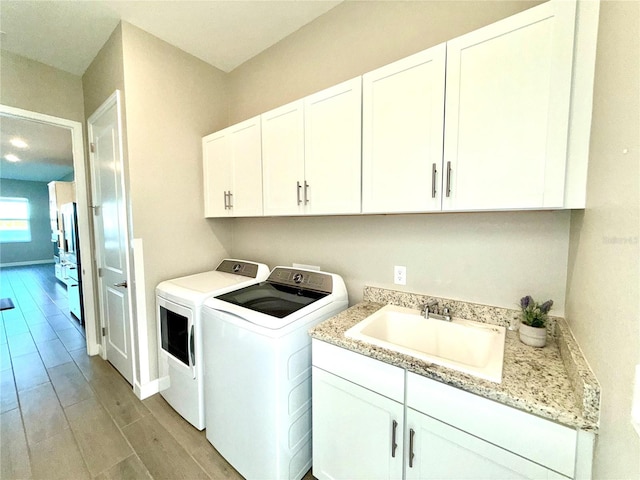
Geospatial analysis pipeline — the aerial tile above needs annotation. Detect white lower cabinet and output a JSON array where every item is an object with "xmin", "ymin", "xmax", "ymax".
[
  {"xmin": 405, "ymin": 409, "xmax": 566, "ymax": 480},
  {"xmin": 312, "ymin": 339, "xmax": 594, "ymax": 480},
  {"xmin": 54, "ymin": 262, "xmax": 64, "ymax": 282},
  {"xmin": 312, "ymin": 367, "xmax": 404, "ymax": 480}
]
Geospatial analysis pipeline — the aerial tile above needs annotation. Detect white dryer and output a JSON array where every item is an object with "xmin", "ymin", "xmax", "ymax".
[
  {"xmin": 156, "ymin": 259, "xmax": 269, "ymax": 430},
  {"xmin": 202, "ymin": 267, "xmax": 348, "ymax": 480}
]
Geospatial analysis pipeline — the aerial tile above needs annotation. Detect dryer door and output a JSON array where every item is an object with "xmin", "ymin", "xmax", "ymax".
[{"xmin": 157, "ymin": 296, "xmax": 196, "ymax": 379}]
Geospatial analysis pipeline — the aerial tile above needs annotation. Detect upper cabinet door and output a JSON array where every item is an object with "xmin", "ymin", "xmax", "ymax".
[
  {"xmin": 304, "ymin": 78, "xmax": 362, "ymax": 215},
  {"xmin": 229, "ymin": 117, "xmax": 263, "ymax": 217},
  {"xmin": 442, "ymin": 0, "xmax": 576, "ymax": 211},
  {"xmin": 203, "ymin": 130, "xmax": 233, "ymax": 217},
  {"xmin": 362, "ymin": 44, "xmax": 446, "ymax": 214},
  {"xmin": 203, "ymin": 116, "xmax": 262, "ymax": 218},
  {"xmin": 262, "ymin": 100, "xmax": 305, "ymax": 216}
]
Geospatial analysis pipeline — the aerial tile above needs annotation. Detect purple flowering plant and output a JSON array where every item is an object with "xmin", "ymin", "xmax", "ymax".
[{"xmin": 520, "ymin": 295, "xmax": 553, "ymax": 328}]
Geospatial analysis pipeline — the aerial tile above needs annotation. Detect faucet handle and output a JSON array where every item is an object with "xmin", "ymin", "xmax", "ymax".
[{"xmin": 421, "ymin": 300, "xmax": 438, "ymax": 317}]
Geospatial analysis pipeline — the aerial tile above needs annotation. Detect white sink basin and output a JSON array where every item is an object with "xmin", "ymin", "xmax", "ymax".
[{"xmin": 345, "ymin": 304, "xmax": 506, "ymax": 383}]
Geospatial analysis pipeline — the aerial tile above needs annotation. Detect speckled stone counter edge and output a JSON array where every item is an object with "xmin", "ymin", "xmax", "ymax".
[
  {"xmin": 310, "ymin": 285, "xmax": 600, "ymax": 431},
  {"xmin": 363, "ymin": 286, "xmax": 600, "ymax": 423},
  {"xmin": 362, "ymin": 285, "xmax": 601, "ymax": 426},
  {"xmin": 556, "ymin": 318, "xmax": 601, "ymax": 425}
]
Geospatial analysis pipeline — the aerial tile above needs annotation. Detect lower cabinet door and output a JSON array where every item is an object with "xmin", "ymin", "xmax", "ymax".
[
  {"xmin": 68, "ymin": 283, "xmax": 81, "ymax": 319},
  {"xmin": 54, "ymin": 263, "xmax": 64, "ymax": 282},
  {"xmin": 312, "ymin": 367, "xmax": 404, "ymax": 480},
  {"xmin": 405, "ymin": 409, "xmax": 569, "ymax": 480}
]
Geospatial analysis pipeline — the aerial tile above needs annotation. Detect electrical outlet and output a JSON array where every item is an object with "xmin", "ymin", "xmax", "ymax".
[{"xmin": 394, "ymin": 266, "xmax": 406, "ymax": 285}]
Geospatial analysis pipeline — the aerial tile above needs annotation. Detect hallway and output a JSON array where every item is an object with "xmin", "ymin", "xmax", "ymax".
[{"xmin": 0, "ymin": 264, "xmax": 243, "ymax": 479}]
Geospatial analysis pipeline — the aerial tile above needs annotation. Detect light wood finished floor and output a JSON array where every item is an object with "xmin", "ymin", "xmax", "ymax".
[{"xmin": 1, "ymin": 264, "xmax": 315, "ymax": 480}]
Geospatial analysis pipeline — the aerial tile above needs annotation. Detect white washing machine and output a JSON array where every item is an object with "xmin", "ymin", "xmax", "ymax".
[
  {"xmin": 202, "ymin": 267, "xmax": 348, "ymax": 480},
  {"xmin": 155, "ymin": 259, "xmax": 269, "ymax": 430}
]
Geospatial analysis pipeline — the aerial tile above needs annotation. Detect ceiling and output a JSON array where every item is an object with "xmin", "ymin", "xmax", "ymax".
[
  {"xmin": 0, "ymin": 0, "xmax": 342, "ymax": 75},
  {"xmin": 0, "ymin": 115, "xmax": 74, "ymax": 182},
  {"xmin": 0, "ymin": 0, "xmax": 341, "ymax": 183}
]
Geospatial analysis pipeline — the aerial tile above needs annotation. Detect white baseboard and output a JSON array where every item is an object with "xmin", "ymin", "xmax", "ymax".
[
  {"xmin": 134, "ymin": 379, "xmax": 161, "ymax": 400},
  {"xmin": 0, "ymin": 259, "xmax": 55, "ymax": 267},
  {"xmin": 86, "ymin": 341, "xmax": 101, "ymax": 356}
]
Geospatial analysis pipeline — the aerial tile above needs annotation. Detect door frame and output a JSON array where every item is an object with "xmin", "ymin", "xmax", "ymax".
[
  {"xmin": 86, "ymin": 90, "xmax": 137, "ymax": 386},
  {"xmin": 0, "ymin": 104, "xmax": 99, "ymax": 354}
]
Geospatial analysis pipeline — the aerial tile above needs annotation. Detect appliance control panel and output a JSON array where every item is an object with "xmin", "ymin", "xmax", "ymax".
[
  {"xmin": 216, "ymin": 260, "xmax": 260, "ymax": 278},
  {"xmin": 268, "ymin": 268, "xmax": 333, "ymax": 294}
]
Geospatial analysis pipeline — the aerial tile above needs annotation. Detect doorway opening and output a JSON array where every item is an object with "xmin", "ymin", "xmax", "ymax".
[{"xmin": 0, "ymin": 104, "xmax": 98, "ymax": 355}]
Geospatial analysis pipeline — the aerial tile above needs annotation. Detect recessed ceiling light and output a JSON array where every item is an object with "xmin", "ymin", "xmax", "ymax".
[
  {"xmin": 10, "ymin": 138, "xmax": 28, "ymax": 149},
  {"xmin": 5, "ymin": 154, "xmax": 21, "ymax": 163}
]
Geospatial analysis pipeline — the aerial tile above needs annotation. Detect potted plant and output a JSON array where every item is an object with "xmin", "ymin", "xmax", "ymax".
[{"xmin": 518, "ymin": 295, "xmax": 553, "ymax": 347}]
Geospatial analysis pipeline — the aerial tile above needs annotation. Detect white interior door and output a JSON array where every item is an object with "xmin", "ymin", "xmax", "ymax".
[{"xmin": 87, "ymin": 91, "xmax": 134, "ymax": 385}]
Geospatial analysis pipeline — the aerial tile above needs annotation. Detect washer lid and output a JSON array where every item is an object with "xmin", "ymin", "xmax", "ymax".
[{"xmin": 213, "ymin": 282, "xmax": 328, "ymax": 319}]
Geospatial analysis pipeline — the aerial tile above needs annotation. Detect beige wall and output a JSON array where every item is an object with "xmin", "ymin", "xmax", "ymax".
[
  {"xmin": 82, "ymin": 25, "xmax": 128, "ymax": 350},
  {"xmin": 565, "ymin": 1, "xmax": 640, "ymax": 477},
  {"xmin": 233, "ymin": 212, "xmax": 571, "ymax": 311},
  {"xmin": 120, "ymin": 23, "xmax": 231, "ymax": 378},
  {"xmin": 227, "ymin": 0, "xmax": 570, "ymax": 313},
  {"xmin": 227, "ymin": 0, "xmax": 540, "ymax": 123},
  {"xmin": 0, "ymin": 50, "xmax": 84, "ymax": 122},
  {"xmin": 82, "ymin": 25, "xmax": 126, "ymax": 120},
  {"xmin": 229, "ymin": 2, "xmax": 640, "ymax": 473}
]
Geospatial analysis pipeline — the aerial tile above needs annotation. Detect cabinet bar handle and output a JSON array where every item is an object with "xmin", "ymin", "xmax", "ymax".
[
  {"xmin": 431, "ymin": 163, "xmax": 437, "ymax": 198},
  {"xmin": 409, "ymin": 428, "xmax": 415, "ymax": 468},
  {"xmin": 391, "ymin": 420, "xmax": 398, "ymax": 458},
  {"xmin": 296, "ymin": 181, "xmax": 302, "ymax": 205},
  {"xmin": 304, "ymin": 181, "xmax": 310, "ymax": 205},
  {"xmin": 223, "ymin": 191, "xmax": 229, "ymax": 209},
  {"xmin": 228, "ymin": 191, "xmax": 233, "ymax": 209},
  {"xmin": 445, "ymin": 161, "xmax": 452, "ymax": 197}
]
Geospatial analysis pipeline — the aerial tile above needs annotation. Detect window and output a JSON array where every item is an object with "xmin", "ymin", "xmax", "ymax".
[{"xmin": 0, "ymin": 197, "xmax": 31, "ymax": 243}]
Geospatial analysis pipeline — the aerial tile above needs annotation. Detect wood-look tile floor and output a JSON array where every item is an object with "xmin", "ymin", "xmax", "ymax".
[{"xmin": 1, "ymin": 264, "xmax": 315, "ymax": 480}]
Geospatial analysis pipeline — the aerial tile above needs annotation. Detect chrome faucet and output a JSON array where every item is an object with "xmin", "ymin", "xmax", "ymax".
[
  {"xmin": 421, "ymin": 300, "xmax": 438, "ymax": 318},
  {"xmin": 421, "ymin": 300, "xmax": 452, "ymax": 322}
]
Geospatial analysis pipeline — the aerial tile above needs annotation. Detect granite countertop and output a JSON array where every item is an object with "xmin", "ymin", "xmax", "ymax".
[{"xmin": 309, "ymin": 289, "xmax": 600, "ymax": 433}]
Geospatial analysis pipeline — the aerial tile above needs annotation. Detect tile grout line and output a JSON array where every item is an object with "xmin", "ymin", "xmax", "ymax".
[
  {"xmin": 64, "ymin": 345, "xmax": 153, "ymax": 478},
  {"xmin": 4, "ymin": 265, "xmax": 91, "ymax": 478}
]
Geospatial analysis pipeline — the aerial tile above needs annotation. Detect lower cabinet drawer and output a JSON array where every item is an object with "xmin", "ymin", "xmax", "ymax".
[{"xmin": 312, "ymin": 339, "xmax": 404, "ymax": 403}]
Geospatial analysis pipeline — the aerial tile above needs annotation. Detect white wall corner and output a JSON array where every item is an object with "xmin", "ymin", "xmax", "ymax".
[{"xmin": 132, "ymin": 238, "xmax": 151, "ymax": 386}]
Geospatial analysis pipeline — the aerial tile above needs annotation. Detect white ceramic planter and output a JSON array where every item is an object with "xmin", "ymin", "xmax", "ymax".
[{"xmin": 519, "ymin": 323, "xmax": 547, "ymax": 347}]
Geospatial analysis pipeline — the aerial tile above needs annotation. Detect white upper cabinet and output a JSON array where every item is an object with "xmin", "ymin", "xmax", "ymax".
[
  {"xmin": 362, "ymin": 44, "xmax": 446, "ymax": 214},
  {"xmin": 261, "ymin": 100, "xmax": 305, "ymax": 216},
  {"xmin": 204, "ymin": 0, "xmax": 597, "ymax": 217},
  {"xmin": 203, "ymin": 116, "xmax": 263, "ymax": 217},
  {"xmin": 262, "ymin": 78, "xmax": 362, "ymax": 216},
  {"xmin": 203, "ymin": 129, "xmax": 232, "ymax": 217},
  {"xmin": 442, "ymin": 0, "xmax": 577, "ymax": 211},
  {"xmin": 304, "ymin": 78, "xmax": 362, "ymax": 215}
]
